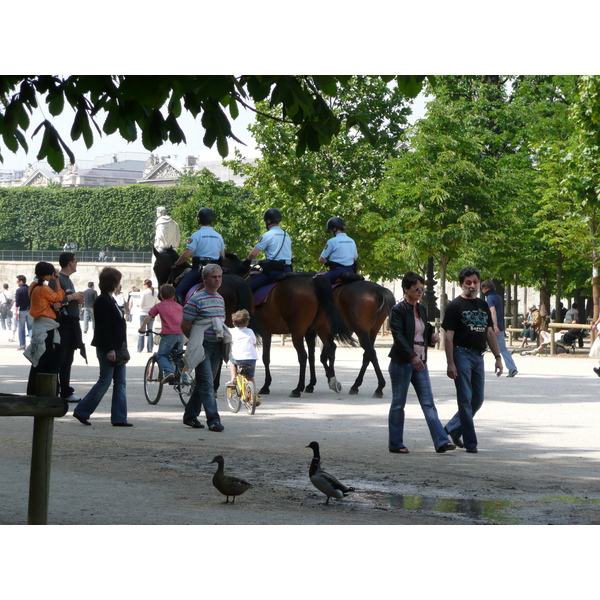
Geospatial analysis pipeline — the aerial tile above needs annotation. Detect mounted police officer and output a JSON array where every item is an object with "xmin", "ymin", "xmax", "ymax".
[
  {"xmin": 318, "ymin": 217, "xmax": 358, "ymax": 283},
  {"xmin": 173, "ymin": 208, "xmax": 225, "ymax": 303},
  {"xmin": 246, "ymin": 208, "xmax": 293, "ymax": 292}
]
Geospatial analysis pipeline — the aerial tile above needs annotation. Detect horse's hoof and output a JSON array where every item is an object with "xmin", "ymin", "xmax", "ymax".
[
  {"xmin": 305, "ymin": 386, "xmax": 314, "ymax": 393},
  {"xmin": 349, "ymin": 387, "xmax": 359, "ymax": 396},
  {"xmin": 373, "ymin": 391, "xmax": 383, "ymax": 399},
  {"xmin": 329, "ymin": 380, "xmax": 342, "ymax": 393},
  {"xmin": 259, "ymin": 388, "xmax": 270, "ymax": 395},
  {"xmin": 289, "ymin": 390, "xmax": 302, "ymax": 398}
]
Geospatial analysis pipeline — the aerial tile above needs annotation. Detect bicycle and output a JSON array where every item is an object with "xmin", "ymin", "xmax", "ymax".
[
  {"xmin": 226, "ymin": 364, "xmax": 258, "ymax": 415},
  {"xmin": 143, "ymin": 332, "xmax": 195, "ymax": 407}
]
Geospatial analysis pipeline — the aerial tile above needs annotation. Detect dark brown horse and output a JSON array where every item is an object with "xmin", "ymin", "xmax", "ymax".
[
  {"xmin": 153, "ymin": 247, "xmax": 257, "ymax": 329},
  {"xmin": 317, "ymin": 280, "xmax": 395, "ymax": 398},
  {"xmin": 223, "ymin": 253, "xmax": 355, "ymax": 397}
]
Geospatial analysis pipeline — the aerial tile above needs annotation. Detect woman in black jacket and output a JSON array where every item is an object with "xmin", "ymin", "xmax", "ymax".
[
  {"xmin": 388, "ymin": 271, "xmax": 455, "ymax": 454},
  {"xmin": 73, "ymin": 267, "xmax": 132, "ymax": 427}
]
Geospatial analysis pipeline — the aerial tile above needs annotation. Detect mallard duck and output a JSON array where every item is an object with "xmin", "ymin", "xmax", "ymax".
[
  {"xmin": 209, "ymin": 455, "xmax": 252, "ymax": 504},
  {"xmin": 306, "ymin": 441, "xmax": 355, "ymax": 505}
]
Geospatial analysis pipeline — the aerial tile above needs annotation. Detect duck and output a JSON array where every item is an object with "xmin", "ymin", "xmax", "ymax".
[
  {"xmin": 209, "ymin": 455, "xmax": 252, "ymax": 504},
  {"xmin": 306, "ymin": 441, "xmax": 355, "ymax": 505}
]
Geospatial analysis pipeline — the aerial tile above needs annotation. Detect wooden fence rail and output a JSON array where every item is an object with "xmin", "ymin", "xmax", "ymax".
[{"xmin": 0, "ymin": 374, "xmax": 68, "ymax": 525}]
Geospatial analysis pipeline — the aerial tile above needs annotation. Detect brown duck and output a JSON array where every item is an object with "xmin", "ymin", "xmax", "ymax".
[{"xmin": 209, "ymin": 455, "xmax": 252, "ymax": 504}]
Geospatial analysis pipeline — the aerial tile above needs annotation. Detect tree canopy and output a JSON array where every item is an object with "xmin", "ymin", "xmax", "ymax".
[{"xmin": 0, "ymin": 75, "xmax": 429, "ymax": 173}]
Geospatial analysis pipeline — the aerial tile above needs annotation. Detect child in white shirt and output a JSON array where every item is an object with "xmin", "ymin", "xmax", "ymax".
[{"xmin": 227, "ymin": 309, "xmax": 258, "ymax": 391}]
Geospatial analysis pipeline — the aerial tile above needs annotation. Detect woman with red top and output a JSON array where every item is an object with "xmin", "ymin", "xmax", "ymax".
[{"xmin": 25, "ymin": 261, "xmax": 66, "ymax": 395}]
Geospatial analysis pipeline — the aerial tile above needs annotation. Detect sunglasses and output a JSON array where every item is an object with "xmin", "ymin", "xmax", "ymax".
[{"xmin": 412, "ymin": 286, "xmax": 424, "ymax": 293}]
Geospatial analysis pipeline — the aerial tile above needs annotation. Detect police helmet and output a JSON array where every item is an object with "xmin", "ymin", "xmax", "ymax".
[
  {"xmin": 326, "ymin": 217, "xmax": 346, "ymax": 233},
  {"xmin": 197, "ymin": 208, "xmax": 215, "ymax": 225},
  {"xmin": 263, "ymin": 208, "xmax": 282, "ymax": 225}
]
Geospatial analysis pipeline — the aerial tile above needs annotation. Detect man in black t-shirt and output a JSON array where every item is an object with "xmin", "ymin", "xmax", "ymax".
[{"xmin": 442, "ymin": 266, "xmax": 503, "ymax": 453}]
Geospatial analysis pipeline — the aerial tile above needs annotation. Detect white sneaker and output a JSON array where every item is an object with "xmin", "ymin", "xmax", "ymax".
[
  {"xmin": 162, "ymin": 372, "xmax": 175, "ymax": 383},
  {"xmin": 66, "ymin": 394, "xmax": 81, "ymax": 403}
]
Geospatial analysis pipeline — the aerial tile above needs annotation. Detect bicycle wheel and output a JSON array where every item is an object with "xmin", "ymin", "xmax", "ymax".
[
  {"xmin": 226, "ymin": 380, "xmax": 242, "ymax": 413},
  {"xmin": 244, "ymin": 380, "xmax": 257, "ymax": 415},
  {"xmin": 177, "ymin": 368, "xmax": 195, "ymax": 407},
  {"xmin": 144, "ymin": 355, "xmax": 163, "ymax": 405}
]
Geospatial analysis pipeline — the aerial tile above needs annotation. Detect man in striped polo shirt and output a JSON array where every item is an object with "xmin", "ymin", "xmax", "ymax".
[{"xmin": 181, "ymin": 264, "xmax": 225, "ymax": 431}]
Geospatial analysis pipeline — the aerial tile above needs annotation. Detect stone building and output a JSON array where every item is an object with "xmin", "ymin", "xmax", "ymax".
[{"xmin": 0, "ymin": 152, "xmax": 249, "ymax": 188}]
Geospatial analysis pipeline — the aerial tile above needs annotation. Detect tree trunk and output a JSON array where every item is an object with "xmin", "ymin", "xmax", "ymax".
[
  {"xmin": 555, "ymin": 255, "xmax": 563, "ymax": 323},
  {"xmin": 512, "ymin": 273, "xmax": 519, "ymax": 327},
  {"xmin": 438, "ymin": 254, "xmax": 449, "ymax": 350}
]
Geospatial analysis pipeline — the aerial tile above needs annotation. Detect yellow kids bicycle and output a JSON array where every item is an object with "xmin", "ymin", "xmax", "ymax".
[{"xmin": 226, "ymin": 364, "xmax": 258, "ymax": 415}]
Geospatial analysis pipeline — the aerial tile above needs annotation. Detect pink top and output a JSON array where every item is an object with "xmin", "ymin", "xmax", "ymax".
[
  {"xmin": 414, "ymin": 314, "xmax": 425, "ymax": 360},
  {"xmin": 149, "ymin": 298, "xmax": 183, "ymax": 334}
]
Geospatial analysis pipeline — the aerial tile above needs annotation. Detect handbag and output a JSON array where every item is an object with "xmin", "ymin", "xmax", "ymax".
[{"xmin": 112, "ymin": 341, "xmax": 131, "ymax": 366}]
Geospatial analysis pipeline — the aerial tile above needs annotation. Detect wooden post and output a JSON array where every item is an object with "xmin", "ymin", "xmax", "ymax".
[{"xmin": 27, "ymin": 373, "xmax": 58, "ymax": 525}]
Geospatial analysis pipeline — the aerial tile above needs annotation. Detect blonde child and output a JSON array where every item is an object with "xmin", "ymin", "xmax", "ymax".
[{"xmin": 227, "ymin": 309, "xmax": 259, "ymax": 401}]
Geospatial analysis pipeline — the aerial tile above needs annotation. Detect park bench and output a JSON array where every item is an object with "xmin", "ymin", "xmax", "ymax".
[
  {"xmin": 0, "ymin": 374, "xmax": 68, "ymax": 525},
  {"xmin": 506, "ymin": 327, "xmax": 523, "ymax": 346}
]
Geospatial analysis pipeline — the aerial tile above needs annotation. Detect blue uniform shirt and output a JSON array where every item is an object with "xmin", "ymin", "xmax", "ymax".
[
  {"xmin": 254, "ymin": 226, "xmax": 292, "ymax": 264},
  {"xmin": 320, "ymin": 232, "xmax": 358, "ymax": 266},
  {"xmin": 185, "ymin": 226, "xmax": 225, "ymax": 260}
]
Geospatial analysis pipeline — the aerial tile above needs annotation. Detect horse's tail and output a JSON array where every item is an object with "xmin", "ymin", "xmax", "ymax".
[
  {"xmin": 312, "ymin": 275, "xmax": 357, "ymax": 347},
  {"xmin": 377, "ymin": 284, "xmax": 396, "ymax": 319},
  {"xmin": 229, "ymin": 274, "xmax": 263, "ymax": 345}
]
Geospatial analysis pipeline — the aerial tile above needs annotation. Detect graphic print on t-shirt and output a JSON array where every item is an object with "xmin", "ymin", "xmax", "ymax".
[{"xmin": 461, "ymin": 309, "xmax": 489, "ymax": 333}]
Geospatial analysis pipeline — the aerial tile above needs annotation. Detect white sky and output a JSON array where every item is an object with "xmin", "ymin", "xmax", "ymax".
[{"xmin": 4, "ymin": 1, "xmax": 595, "ymax": 173}]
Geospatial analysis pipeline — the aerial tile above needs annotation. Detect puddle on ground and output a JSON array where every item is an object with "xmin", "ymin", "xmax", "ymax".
[{"xmin": 355, "ymin": 490, "xmax": 515, "ymax": 523}]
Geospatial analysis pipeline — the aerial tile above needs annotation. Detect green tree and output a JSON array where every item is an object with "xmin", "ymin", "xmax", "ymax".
[
  {"xmin": 0, "ymin": 75, "xmax": 429, "ymax": 172},
  {"xmin": 376, "ymin": 77, "xmax": 502, "ymax": 310},
  {"xmin": 230, "ymin": 76, "xmax": 413, "ymax": 275},
  {"xmin": 173, "ymin": 169, "xmax": 260, "ymax": 256}
]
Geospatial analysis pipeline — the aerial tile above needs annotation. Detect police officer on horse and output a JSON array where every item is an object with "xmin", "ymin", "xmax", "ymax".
[
  {"xmin": 318, "ymin": 217, "xmax": 358, "ymax": 283},
  {"xmin": 246, "ymin": 208, "xmax": 293, "ymax": 292},
  {"xmin": 173, "ymin": 208, "xmax": 225, "ymax": 303}
]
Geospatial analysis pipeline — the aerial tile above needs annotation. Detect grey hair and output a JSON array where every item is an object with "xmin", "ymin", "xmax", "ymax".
[{"xmin": 202, "ymin": 263, "xmax": 223, "ymax": 279}]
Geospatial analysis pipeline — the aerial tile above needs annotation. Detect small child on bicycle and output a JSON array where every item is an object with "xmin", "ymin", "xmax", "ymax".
[
  {"xmin": 139, "ymin": 284, "xmax": 183, "ymax": 383},
  {"xmin": 227, "ymin": 309, "xmax": 259, "ymax": 393}
]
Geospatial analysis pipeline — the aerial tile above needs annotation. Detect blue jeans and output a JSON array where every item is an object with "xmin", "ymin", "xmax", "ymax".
[
  {"xmin": 497, "ymin": 332, "xmax": 517, "ymax": 372},
  {"xmin": 445, "ymin": 347, "xmax": 485, "ymax": 450},
  {"xmin": 75, "ymin": 347, "xmax": 128, "ymax": 424},
  {"xmin": 203, "ymin": 339, "xmax": 223, "ymax": 389},
  {"xmin": 248, "ymin": 266, "xmax": 292, "ymax": 292},
  {"xmin": 388, "ymin": 360, "xmax": 450, "ymax": 451},
  {"xmin": 138, "ymin": 316, "xmax": 154, "ymax": 352},
  {"xmin": 18, "ymin": 310, "xmax": 32, "ymax": 348},
  {"xmin": 175, "ymin": 267, "xmax": 201, "ymax": 302},
  {"xmin": 83, "ymin": 307, "xmax": 94, "ymax": 333},
  {"xmin": 321, "ymin": 266, "xmax": 354, "ymax": 283},
  {"xmin": 183, "ymin": 354, "xmax": 221, "ymax": 426},
  {"xmin": 1, "ymin": 304, "xmax": 12, "ymax": 329},
  {"xmin": 156, "ymin": 333, "xmax": 184, "ymax": 375}
]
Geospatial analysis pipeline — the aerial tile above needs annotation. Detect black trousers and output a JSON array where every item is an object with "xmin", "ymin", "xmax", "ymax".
[{"xmin": 27, "ymin": 329, "xmax": 61, "ymax": 396}]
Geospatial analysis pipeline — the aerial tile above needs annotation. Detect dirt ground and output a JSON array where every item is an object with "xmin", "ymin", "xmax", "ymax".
[{"xmin": 1, "ymin": 325, "xmax": 599, "ymax": 529}]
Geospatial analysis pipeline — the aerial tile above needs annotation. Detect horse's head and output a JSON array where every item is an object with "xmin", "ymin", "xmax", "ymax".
[{"xmin": 153, "ymin": 246, "xmax": 188, "ymax": 286}]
